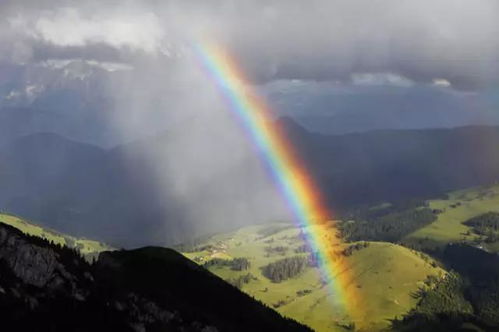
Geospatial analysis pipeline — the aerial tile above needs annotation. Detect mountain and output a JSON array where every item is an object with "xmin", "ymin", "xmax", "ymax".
[
  {"xmin": 0, "ymin": 133, "xmax": 111, "ymax": 237},
  {"xmin": 4, "ymin": 63, "xmax": 499, "ymax": 148},
  {"xmin": 2, "ymin": 123, "xmax": 499, "ymax": 247},
  {"xmin": 0, "ymin": 61, "xmax": 119, "ymax": 147},
  {"xmin": 0, "ymin": 222, "xmax": 309, "ymax": 332},
  {"xmin": 0, "ymin": 213, "xmax": 112, "ymax": 260},
  {"xmin": 270, "ymin": 85, "xmax": 499, "ymax": 136},
  {"xmin": 278, "ymin": 119, "xmax": 499, "ymax": 210}
]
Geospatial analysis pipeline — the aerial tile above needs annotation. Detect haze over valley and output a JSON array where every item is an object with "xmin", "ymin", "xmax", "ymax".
[{"xmin": 2, "ymin": 1, "xmax": 499, "ymax": 331}]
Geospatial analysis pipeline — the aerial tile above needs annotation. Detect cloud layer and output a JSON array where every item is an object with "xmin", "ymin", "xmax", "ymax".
[{"xmin": 2, "ymin": 0, "xmax": 499, "ymax": 89}]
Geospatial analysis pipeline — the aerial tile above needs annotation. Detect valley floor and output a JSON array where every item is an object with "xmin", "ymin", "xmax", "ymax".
[
  {"xmin": 406, "ymin": 184, "xmax": 499, "ymax": 252},
  {"xmin": 182, "ymin": 223, "xmax": 444, "ymax": 331}
]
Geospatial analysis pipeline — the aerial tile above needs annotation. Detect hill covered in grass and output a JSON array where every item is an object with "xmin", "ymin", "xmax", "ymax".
[
  {"xmin": 335, "ymin": 184, "xmax": 499, "ymax": 331},
  {"xmin": 0, "ymin": 213, "xmax": 112, "ymax": 259},
  {"xmin": 404, "ymin": 184, "xmax": 499, "ymax": 252},
  {"xmin": 179, "ymin": 223, "xmax": 445, "ymax": 331}
]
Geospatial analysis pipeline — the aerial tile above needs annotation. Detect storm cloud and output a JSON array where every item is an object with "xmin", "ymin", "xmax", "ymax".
[{"xmin": 1, "ymin": 0, "xmax": 499, "ymax": 89}]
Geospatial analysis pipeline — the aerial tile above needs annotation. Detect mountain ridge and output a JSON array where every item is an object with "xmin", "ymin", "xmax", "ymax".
[
  {"xmin": 0, "ymin": 221, "xmax": 310, "ymax": 332},
  {"xmin": 2, "ymin": 123, "xmax": 499, "ymax": 246}
]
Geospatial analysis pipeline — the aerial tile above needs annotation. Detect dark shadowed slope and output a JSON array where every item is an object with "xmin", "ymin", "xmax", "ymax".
[
  {"xmin": 0, "ymin": 133, "xmax": 111, "ymax": 235},
  {"xmin": 0, "ymin": 222, "xmax": 310, "ymax": 332},
  {"xmin": 96, "ymin": 247, "xmax": 311, "ymax": 332},
  {"xmin": 278, "ymin": 118, "xmax": 499, "ymax": 210}
]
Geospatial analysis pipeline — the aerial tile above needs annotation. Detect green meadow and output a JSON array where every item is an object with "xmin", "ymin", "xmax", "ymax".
[
  {"xmin": 182, "ymin": 223, "xmax": 444, "ymax": 331},
  {"xmin": 406, "ymin": 184, "xmax": 499, "ymax": 252},
  {"xmin": 182, "ymin": 184, "xmax": 499, "ymax": 331},
  {"xmin": 0, "ymin": 213, "xmax": 113, "ymax": 259}
]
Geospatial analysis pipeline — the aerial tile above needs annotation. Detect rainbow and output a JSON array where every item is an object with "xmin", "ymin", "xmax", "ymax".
[{"xmin": 193, "ymin": 42, "xmax": 360, "ymax": 321}]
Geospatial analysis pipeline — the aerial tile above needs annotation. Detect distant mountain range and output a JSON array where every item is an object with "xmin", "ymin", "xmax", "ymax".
[
  {"xmin": 2, "ymin": 121, "xmax": 499, "ymax": 247},
  {"xmin": 0, "ymin": 61, "xmax": 118, "ymax": 147},
  {"xmin": 3, "ymin": 61, "xmax": 499, "ymax": 149},
  {"xmin": 277, "ymin": 118, "xmax": 499, "ymax": 210}
]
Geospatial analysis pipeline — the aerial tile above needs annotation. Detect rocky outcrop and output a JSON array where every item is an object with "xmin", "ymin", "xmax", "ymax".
[
  {"xmin": 0, "ymin": 223, "xmax": 309, "ymax": 332},
  {"xmin": 0, "ymin": 226, "xmax": 78, "ymax": 289}
]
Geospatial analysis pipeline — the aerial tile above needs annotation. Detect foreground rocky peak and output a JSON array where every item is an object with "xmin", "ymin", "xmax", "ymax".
[{"xmin": 0, "ymin": 223, "xmax": 309, "ymax": 332}]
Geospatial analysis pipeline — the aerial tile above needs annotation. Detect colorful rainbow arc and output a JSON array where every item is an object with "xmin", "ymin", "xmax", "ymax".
[{"xmin": 193, "ymin": 41, "xmax": 359, "ymax": 321}]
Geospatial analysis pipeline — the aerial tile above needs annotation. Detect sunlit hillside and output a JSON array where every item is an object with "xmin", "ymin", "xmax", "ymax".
[
  {"xmin": 181, "ymin": 223, "xmax": 445, "ymax": 331},
  {"xmin": 0, "ymin": 213, "xmax": 113, "ymax": 259},
  {"xmin": 406, "ymin": 184, "xmax": 499, "ymax": 252}
]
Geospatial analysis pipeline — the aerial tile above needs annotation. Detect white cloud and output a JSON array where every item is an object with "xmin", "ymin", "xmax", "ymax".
[
  {"xmin": 351, "ymin": 73, "xmax": 414, "ymax": 88},
  {"xmin": 3, "ymin": 1, "xmax": 499, "ymax": 89},
  {"xmin": 12, "ymin": 7, "xmax": 166, "ymax": 54},
  {"xmin": 41, "ymin": 58, "xmax": 133, "ymax": 72},
  {"xmin": 25, "ymin": 84, "xmax": 44, "ymax": 100},
  {"xmin": 5, "ymin": 90, "xmax": 21, "ymax": 101},
  {"xmin": 432, "ymin": 78, "xmax": 451, "ymax": 88}
]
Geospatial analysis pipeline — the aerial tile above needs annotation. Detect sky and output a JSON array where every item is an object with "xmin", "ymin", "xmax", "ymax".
[
  {"xmin": 1, "ymin": 0, "xmax": 499, "ymax": 140},
  {"xmin": 2, "ymin": 0, "xmax": 499, "ymax": 243},
  {"xmin": 1, "ymin": 0, "xmax": 499, "ymax": 86}
]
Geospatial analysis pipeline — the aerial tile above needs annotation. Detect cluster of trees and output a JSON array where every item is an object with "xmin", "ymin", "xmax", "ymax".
[
  {"xmin": 272, "ymin": 299, "xmax": 288, "ymax": 309},
  {"xmin": 442, "ymin": 244, "xmax": 499, "ymax": 326},
  {"xmin": 411, "ymin": 272, "xmax": 473, "ymax": 316},
  {"xmin": 341, "ymin": 242, "xmax": 370, "ymax": 257},
  {"xmin": 449, "ymin": 202, "xmax": 462, "ymax": 208},
  {"xmin": 230, "ymin": 258, "xmax": 251, "ymax": 271},
  {"xmin": 472, "ymin": 281, "xmax": 499, "ymax": 325},
  {"xmin": 261, "ymin": 256, "xmax": 309, "ymax": 283},
  {"xmin": 339, "ymin": 207, "xmax": 437, "ymax": 242},
  {"xmin": 294, "ymin": 245, "xmax": 309, "ymax": 254},
  {"xmin": 203, "ymin": 257, "xmax": 251, "ymax": 271},
  {"xmin": 296, "ymin": 289, "xmax": 312, "ymax": 297},
  {"xmin": 464, "ymin": 212, "xmax": 499, "ymax": 243},
  {"xmin": 395, "ymin": 244, "xmax": 499, "ymax": 330},
  {"xmin": 342, "ymin": 199, "xmax": 429, "ymax": 221},
  {"xmin": 227, "ymin": 273, "xmax": 257, "ymax": 289},
  {"xmin": 391, "ymin": 272, "xmax": 479, "ymax": 331},
  {"xmin": 175, "ymin": 243, "xmax": 217, "ymax": 253},
  {"xmin": 264, "ymin": 246, "xmax": 288, "ymax": 256},
  {"xmin": 307, "ymin": 252, "xmax": 319, "ymax": 268}
]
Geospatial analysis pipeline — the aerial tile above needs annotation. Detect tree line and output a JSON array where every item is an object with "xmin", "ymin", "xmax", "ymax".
[
  {"xmin": 226, "ymin": 273, "xmax": 257, "ymax": 289},
  {"xmin": 261, "ymin": 256, "xmax": 312, "ymax": 283},
  {"xmin": 464, "ymin": 212, "xmax": 499, "ymax": 243},
  {"xmin": 203, "ymin": 257, "xmax": 251, "ymax": 271},
  {"xmin": 338, "ymin": 207, "xmax": 437, "ymax": 242},
  {"xmin": 394, "ymin": 243, "xmax": 499, "ymax": 331}
]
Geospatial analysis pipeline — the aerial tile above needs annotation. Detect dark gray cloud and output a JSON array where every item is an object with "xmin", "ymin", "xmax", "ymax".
[
  {"xmin": 261, "ymin": 81, "xmax": 499, "ymax": 135},
  {"xmin": 1, "ymin": 0, "xmax": 499, "ymax": 89}
]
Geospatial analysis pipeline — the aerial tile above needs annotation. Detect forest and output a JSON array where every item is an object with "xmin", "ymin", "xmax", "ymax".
[
  {"xmin": 261, "ymin": 256, "xmax": 311, "ymax": 283},
  {"xmin": 202, "ymin": 257, "xmax": 251, "ymax": 271},
  {"xmin": 464, "ymin": 212, "xmax": 499, "ymax": 243},
  {"xmin": 338, "ymin": 205, "xmax": 437, "ymax": 242},
  {"xmin": 394, "ymin": 244, "xmax": 499, "ymax": 331}
]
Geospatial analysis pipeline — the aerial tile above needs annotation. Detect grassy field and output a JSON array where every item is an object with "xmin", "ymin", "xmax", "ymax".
[
  {"xmin": 182, "ymin": 223, "xmax": 444, "ymax": 331},
  {"xmin": 406, "ymin": 184, "xmax": 499, "ymax": 251},
  {"xmin": 8, "ymin": 183, "xmax": 499, "ymax": 330},
  {"xmin": 0, "ymin": 213, "xmax": 113, "ymax": 259}
]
